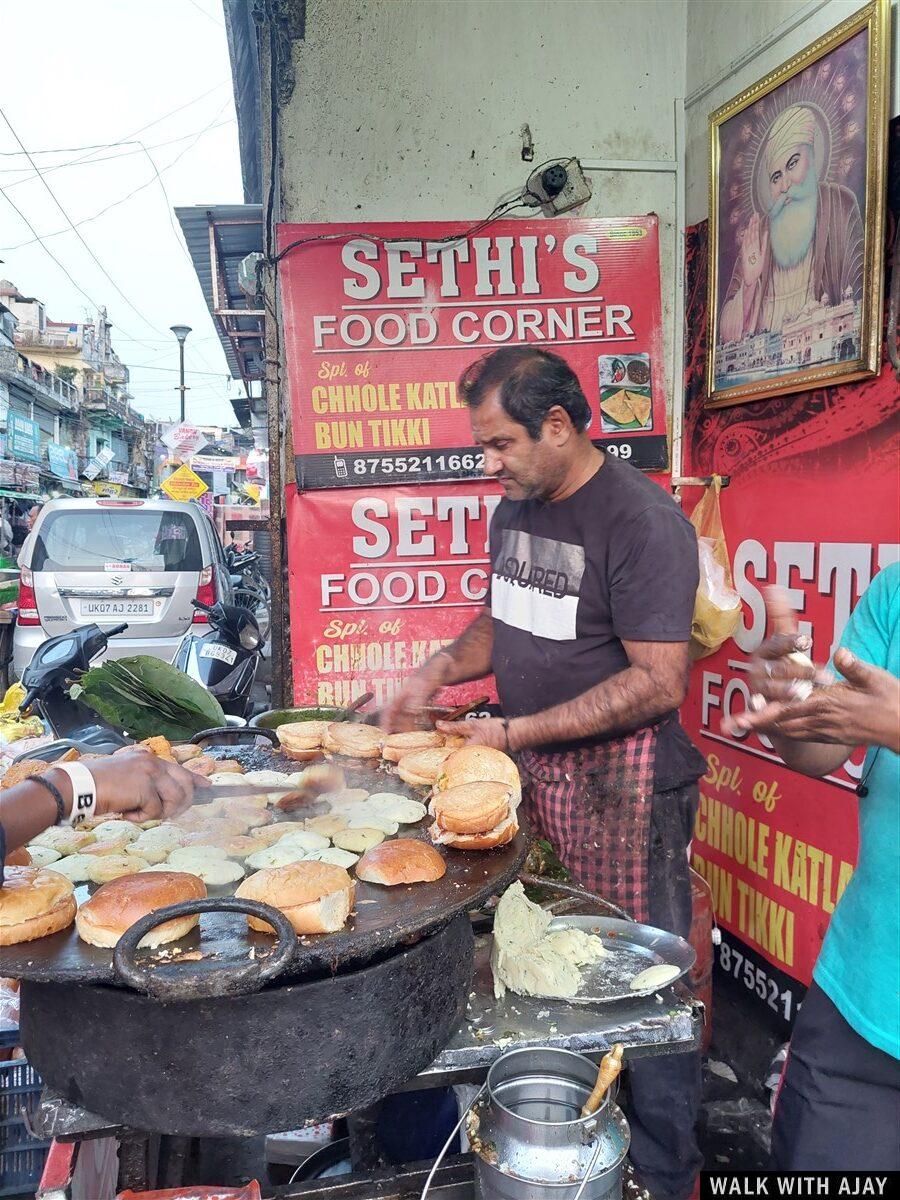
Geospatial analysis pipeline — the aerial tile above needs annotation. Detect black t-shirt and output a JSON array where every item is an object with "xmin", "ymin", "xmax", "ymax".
[{"xmin": 488, "ymin": 454, "xmax": 706, "ymax": 791}]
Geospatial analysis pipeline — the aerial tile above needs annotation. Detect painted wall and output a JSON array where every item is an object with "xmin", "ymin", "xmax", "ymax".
[
  {"xmin": 685, "ymin": 0, "xmax": 899, "ymax": 224},
  {"xmin": 277, "ymin": 0, "xmax": 688, "ymax": 411}
]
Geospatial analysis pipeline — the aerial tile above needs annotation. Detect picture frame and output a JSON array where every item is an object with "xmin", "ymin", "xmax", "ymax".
[{"xmin": 705, "ymin": 0, "xmax": 890, "ymax": 408}]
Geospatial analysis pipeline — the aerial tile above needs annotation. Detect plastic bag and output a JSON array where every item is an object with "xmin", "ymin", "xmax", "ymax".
[{"xmin": 689, "ymin": 476, "xmax": 741, "ymax": 659}]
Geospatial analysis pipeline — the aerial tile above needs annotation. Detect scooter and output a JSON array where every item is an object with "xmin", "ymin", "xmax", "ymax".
[
  {"xmin": 172, "ymin": 599, "xmax": 265, "ymax": 720},
  {"xmin": 17, "ymin": 623, "xmax": 131, "ymax": 759}
]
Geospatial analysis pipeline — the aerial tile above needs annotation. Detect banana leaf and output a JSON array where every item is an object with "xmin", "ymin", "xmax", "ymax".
[{"xmin": 74, "ymin": 656, "xmax": 225, "ymax": 741}]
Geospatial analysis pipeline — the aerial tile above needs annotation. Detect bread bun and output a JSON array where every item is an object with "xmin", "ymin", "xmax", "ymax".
[
  {"xmin": 431, "ymin": 782, "xmax": 513, "ymax": 834},
  {"xmin": 236, "ymin": 861, "xmax": 354, "ymax": 935},
  {"xmin": 436, "ymin": 747, "xmax": 521, "ymax": 804},
  {"xmin": 276, "ymin": 721, "xmax": 330, "ymax": 756},
  {"xmin": 75, "ymin": 871, "xmax": 206, "ymax": 948},
  {"xmin": 249, "ymin": 820, "xmax": 310, "ymax": 846},
  {"xmin": 382, "ymin": 731, "xmax": 444, "ymax": 763},
  {"xmin": 430, "ymin": 813, "xmax": 519, "ymax": 850},
  {"xmin": 323, "ymin": 723, "xmax": 383, "ymax": 759},
  {"xmin": 4, "ymin": 847, "xmax": 31, "ymax": 867},
  {"xmin": 356, "ymin": 839, "xmax": 446, "ymax": 885},
  {"xmin": 0, "ymin": 866, "xmax": 76, "ymax": 945},
  {"xmin": 88, "ymin": 854, "xmax": 147, "ymax": 884},
  {"xmin": 396, "ymin": 747, "xmax": 455, "ymax": 788}
]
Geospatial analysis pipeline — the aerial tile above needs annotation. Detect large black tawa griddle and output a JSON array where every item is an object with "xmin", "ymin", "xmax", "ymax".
[
  {"xmin": 12, "ymin": 741, "xmax": 528, "ymax": 1135},
  {"xmin": 3, "ymin": 743, "xmax": 529, "ymax": 994},
  {"xmin": 21, "ymin": 913, "xmax": 474, "ymax": 1137}
]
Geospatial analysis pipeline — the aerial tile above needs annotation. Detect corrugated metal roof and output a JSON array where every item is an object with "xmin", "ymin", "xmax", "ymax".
[{"xmin": 175, "ymin": 203, "xmax": 264, "ymax": 389}]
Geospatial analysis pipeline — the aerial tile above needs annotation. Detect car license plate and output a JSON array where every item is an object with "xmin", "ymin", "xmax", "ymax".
[
  {"xmin": 80, "ymin": 600, "xmax": 154, "ymax": 617},
  {"xmin": 200, "ymin": 643, "xmax": 237, "ymax": 665}
]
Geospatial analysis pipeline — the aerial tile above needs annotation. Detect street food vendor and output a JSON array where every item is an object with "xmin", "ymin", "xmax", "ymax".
[
  {"xmin": 724, "ymin": 576, "xmax": 900, "ymax": 1169},
  {"xmin": 1, "ymin": 748, "xmax": 204, "ymax": 872},
  {"xmin": 385, "ymin": 346, "xmax": 707, "ymax": 1200}
]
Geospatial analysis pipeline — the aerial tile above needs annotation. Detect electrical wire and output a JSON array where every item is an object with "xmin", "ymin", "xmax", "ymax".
[
  {"xmin": 0, "ymin": 102, "xmax": 168, "ymax": 340},
  {"xmin": 0, "ymin": 181, "xmax": 107, "ymax": 318},
  {"xmin": 0, "ymin": 99, "xmax": 233, "ymax": 253},
  {"xmin": 0, "ymin": 81, "xmax": 229, "ymax": 161},
  {"xmin": 186, "ymin": 0, "xmax": 226, "ymax": 29},
  {"xmin": 0, "ymin": 121, "xmax": 235, "ymax": 185},
  {"xmin": 269, "ymin": 195, "xmax": 531, "ymax": 266}
]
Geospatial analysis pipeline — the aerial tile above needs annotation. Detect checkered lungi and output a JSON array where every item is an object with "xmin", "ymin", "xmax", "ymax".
[{"xmin": 518, "ymin": 726, "xmax": 658, "ymax": 922}]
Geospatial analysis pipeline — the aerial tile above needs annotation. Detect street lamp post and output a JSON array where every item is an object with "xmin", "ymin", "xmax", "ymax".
[{"xmin": 170, "ymin": 325, "xmax": 192, "ymax": 422}]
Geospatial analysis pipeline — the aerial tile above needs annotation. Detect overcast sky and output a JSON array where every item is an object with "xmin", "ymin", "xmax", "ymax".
[{"xmin": 0, "ymin": 0, "xmax": 244, "ymax": 428}]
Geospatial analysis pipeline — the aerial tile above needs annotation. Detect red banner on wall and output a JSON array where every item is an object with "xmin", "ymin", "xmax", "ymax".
[
  {"xmin": 286, "ymin": 480, "xmax": 503, "ymax": 708},
  {"xmin": 277, "ymin": 217, "xmax": 668, "ymax": 487},
  {"xmin": 680, "ymin": 171, "xmax": 899, "ymax": 1027}
]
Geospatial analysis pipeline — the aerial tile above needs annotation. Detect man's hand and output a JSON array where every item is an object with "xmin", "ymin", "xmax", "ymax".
[
  {"xmin": 723, "ymin": 587, "xmax": 830, "ymax": 737},
  {"xmin": 380, "ymin": 655, "xmax": 450, "ymax": 732},
  {"xmin": 739, "ymin": 214, "xmax": 768, "ymax": 289},
  {"xmin": 76, "ymin": 749, "xmax": 208, "ymax": 823},
  {"xmin": 727, "ymin": 649, "xmax": 900, "ymax": 752},
  {"xmin": 435, "ymin": 717, "xmax": 511, "ymax": 752}
]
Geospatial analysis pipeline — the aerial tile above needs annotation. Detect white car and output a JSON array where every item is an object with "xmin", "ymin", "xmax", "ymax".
[{"xmin": 14, "ymin": 497, "xmax": 234, "ymax": 679}]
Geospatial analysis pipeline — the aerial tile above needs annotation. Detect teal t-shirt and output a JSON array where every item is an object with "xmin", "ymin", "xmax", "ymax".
[{"xmin": 813, "ymin": 563, "xmax": 900, "ymax": 1059}]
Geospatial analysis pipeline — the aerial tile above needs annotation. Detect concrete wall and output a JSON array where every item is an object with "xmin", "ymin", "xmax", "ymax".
[
  {"xmin": 276, "ymin": 0, "xmax": 688, "ymax": 409},
  {"xmin": 685, "ymin": 0, "xmax": 900, "ymax": 224}
]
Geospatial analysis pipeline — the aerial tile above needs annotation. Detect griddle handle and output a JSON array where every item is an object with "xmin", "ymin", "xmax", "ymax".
[
  {"xmin": 517, "ymin": 873, "xmax": 634, "ymax": 923},
  {"xmin": 189, "ymin": 726, "xmax": 279, "ymax": 747},
  {"xmin": 113, "ymin": 898, "xmax": 296, "ymax": 1000}
]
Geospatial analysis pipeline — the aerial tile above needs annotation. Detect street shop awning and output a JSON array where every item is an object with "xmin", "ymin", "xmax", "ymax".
[{"xmin": 175, "ymin": 203, "xmax": 264, "ymax": 427}]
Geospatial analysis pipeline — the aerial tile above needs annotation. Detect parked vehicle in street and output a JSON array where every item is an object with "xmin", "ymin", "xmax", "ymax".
[
  {"xmin": 173, "ymin": 597, "xmax": 266, "ymax": 719},
  {"xmin": 224, "ymin": 544, "xmax": 270, "ymax": 643},
  {"xmin": 16, "ymin": 620, "xmax": 132, "ymax": 757},
  {"xmin": 13, "ymin": 497, "xmax": 233, "ymax": 679}
]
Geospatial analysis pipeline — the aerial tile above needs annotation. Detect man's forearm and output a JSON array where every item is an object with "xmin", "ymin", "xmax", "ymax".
[
  {"xmin": 510, "ymin": 662, "xmax": 683, "ymax": 750},
  {"xmin": 427, "ymin": 610, "xmax": 494, "ymax": 687},
  {"xmin": 1, "ymin": 770, "xmax": 74, "ymax": 853}
]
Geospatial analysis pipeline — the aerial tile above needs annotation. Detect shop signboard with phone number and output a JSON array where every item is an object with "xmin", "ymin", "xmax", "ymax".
[{"xmin": 277, "ymin": 217, "xmax": 669, "ymax": 488}]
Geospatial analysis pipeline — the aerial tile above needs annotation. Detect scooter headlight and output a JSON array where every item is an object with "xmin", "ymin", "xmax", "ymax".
[{"xmin": 239, "ymin": 624, "xmax": 262, "ymax": 651}]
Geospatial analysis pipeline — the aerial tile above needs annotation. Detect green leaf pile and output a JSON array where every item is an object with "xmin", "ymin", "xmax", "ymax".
[{"xmin": 73, "ymin": 656, "xmax": 225, "ymax": 742}]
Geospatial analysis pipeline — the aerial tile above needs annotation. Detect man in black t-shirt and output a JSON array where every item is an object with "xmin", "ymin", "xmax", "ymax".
[{"xmin": 385, "ymin": 346, "xmax": 705, "ymax": 1200}]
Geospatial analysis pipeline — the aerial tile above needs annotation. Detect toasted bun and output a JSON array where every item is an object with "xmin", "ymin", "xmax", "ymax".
[
  {"xmin": 184, "ymin": 756, "xmax": 218, "ymax": 776},
  {"xmin": 436, "ymin": 747, "xmax": 521, "ymax": 803},
  {"xmin": 0, "ymin": 866, "xmax": 76, "ymax": 945},
  {"xmin": 324, "ymin": 723, "xmax": 383, "ymax": 759},
  {"xmin": 276, "ymin": 721, "xmax": 330, "ymax": 752},
  {"xmin": 430, "ymin": 812, "xmax": 519, "ymax": 850},
  {"xmin": 396, "ymin": 746, "xmax": 455, "ymax": 788},
  {"xmin": 382, "ymin": 731, "xmax": 445, "ymax": 763},
  {"xmin": 75, "ymin": 872, "xmax": 206, "ymax": 948},
  {"xmin": 432, "ymin": 781, "xmax": 513, "ymax": 834},
  {"xmin": 1, "ymin": 759, "xmax": 49, "ymax": 789},
  {"xmin": 236, "ymin": 861, "xmax": 354, "ymax": 935},
  {"xmin": 249, "ymin": 820, "xmax": 310, "ymax": 846},
  {"xmin": 356, "ymin": 839, "xmax": 446, "ymax": 885},
  {"xmin": 4, "ymin": 847, "xmax": 31, "ymax": 867},
  {"xmin": 172, "ymin": 744, "xmax": 203, "ymax": 763}
]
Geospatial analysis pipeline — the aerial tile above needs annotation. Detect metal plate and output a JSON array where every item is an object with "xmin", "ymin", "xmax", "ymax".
[
  {"xmin": 4, "ymin": 744, "xmax": 529, "ymax": 990},
  {"xmin": 543, "ymin": 916, "xmax": 696, "ymax": 1003}
]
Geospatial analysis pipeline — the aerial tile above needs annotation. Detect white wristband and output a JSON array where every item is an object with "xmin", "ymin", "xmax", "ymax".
[{"xmin": 53, "ymin": 762, "xmax": 97, "ymax": 827}]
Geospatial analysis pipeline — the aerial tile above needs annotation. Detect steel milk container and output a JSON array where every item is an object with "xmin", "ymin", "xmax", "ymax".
[{"xmin": 468, "ymin": 1046, "xmax": 630, "ymax": 1200}]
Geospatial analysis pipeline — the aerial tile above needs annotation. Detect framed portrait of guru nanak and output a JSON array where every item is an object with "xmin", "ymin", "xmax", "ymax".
[{"xmin": 706, "ymin": 0, "xmax": 890, "ymax": 408}]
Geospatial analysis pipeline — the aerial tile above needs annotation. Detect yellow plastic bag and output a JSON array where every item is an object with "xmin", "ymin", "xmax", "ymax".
[{"xmin": 689, "ymin": 476, "xmax": 741, "ymax": 659}]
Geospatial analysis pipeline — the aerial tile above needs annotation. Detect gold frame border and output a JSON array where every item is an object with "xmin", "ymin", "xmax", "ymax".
[{"xmin": 705, "ymin": 0, "xmax": 890, "ymax": 409}]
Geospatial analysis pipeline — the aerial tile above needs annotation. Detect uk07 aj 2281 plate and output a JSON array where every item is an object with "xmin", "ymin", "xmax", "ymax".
[{"xmin": 545, "ymin": 916, "xmax": 696, "ymax": 1004}]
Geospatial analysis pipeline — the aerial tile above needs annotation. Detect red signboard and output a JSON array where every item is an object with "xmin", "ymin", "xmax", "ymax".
[
  {"xmin": 680, "ymin": 200, "xmax": 899, "ymax": 1028},
  {"xmin": 277, "ymin": 217, "xmax": 669, "ymax": 487},
  {"xmin": 286, "ymin": 480, "xmax": 503, "ymax": 708}
]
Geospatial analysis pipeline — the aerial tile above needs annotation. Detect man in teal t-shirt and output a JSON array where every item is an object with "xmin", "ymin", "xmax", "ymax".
[{"xmin": 726, "ymin": 566, "xmax": 900, "ymax": 1168}]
